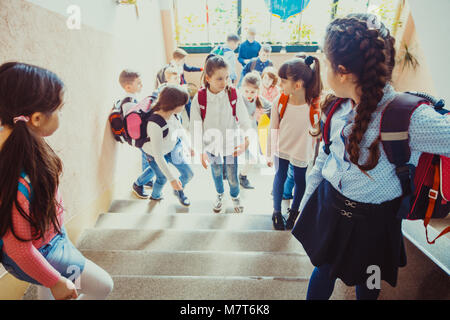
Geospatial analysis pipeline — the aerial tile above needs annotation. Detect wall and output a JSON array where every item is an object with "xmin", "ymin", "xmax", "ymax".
[{"xmin": 0, "ymin": 0, "xmax": 166, "ymax": 299}]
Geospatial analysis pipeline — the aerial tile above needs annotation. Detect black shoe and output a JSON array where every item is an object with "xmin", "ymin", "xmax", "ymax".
[
  {"xmin": 272, "ymin": 211, "xmax": 286, "ymax": 231},
  {"xmin": 174, "ymin": 190, "xmax": 191, "ymax": 207},
  {"xmin": 239, "ymin": 174, "xmax": 255, "ymax": 189},
  {"xmin": 133, "ymin": 183, "xmax": 149, "ymax": 199},
  {"xmin": 285, "ymin": 208, "xmax": 300, "ymax": 230},
  {"xmin": 145, "ymin": 180, "xmax": 154, "ymax": 189}
]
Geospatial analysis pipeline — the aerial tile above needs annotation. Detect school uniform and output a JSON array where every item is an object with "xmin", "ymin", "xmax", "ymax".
[
  {"xmin": 292, "ymin": 84, "xmax": 450, "ymax": 287},
  {"xmin": 238, "ymin": 40, "xmax": 262, "ymax": 67},
  {"xmin": 238, "ymin": 58, "xmax": 273, "ymax": 88}
]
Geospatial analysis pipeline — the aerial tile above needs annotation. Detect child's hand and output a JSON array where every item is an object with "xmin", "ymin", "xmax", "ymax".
[
  {"xmin": 171, "ymin": 180, "xmax": 183, "ymax": 191},
  {"xmin": 266, "ymin": 156, "xmax": 273, "ymax": 167},
  {"xmin": 51, "ymin": 276, "xmax": 78, "ymax": 300},
  {"xmin": 190, "ymin": 148, "xmax": 195, "ymax": 157},
  {"xmin": 233, "ymin": 138, "xmax": 249, "ymax": 157},
  {"xmin": 201, "ymin": 153, "xmax": 209, "ymax": 169}
]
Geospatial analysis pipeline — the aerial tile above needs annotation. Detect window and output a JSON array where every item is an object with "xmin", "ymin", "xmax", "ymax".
[{"xmin": 174, "ymin": 0, "xmax": 402, "ymax": 47}]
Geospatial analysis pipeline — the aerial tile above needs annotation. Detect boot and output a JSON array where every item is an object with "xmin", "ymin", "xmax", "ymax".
[
  {"xmin": 272, "ymin": 211, "xmax": 286, "ymax": 231},
  {"xmin": 285, "ymin": 208, "xmax": 300, "ymax": 230},
  {"xmin": 239, "ymin": 174, "xmax": 254, "ymax": 189}
]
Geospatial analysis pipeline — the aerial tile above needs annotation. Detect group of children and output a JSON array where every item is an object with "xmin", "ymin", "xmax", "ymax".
[{"xmin": 0, "ymin": 12, "xmax": 449, "ymax": 301}]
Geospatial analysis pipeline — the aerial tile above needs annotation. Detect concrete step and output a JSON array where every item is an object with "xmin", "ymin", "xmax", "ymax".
[
  {"xmin": 80, "ymin": 250, "xmax": 313, "ymax": 277},
  {"xmin": 95, "ymin": 213, "xmax": 276, "ymax": 231},
  {"xmin": 23, "ymin": 275, "xmax": 353, "ymax": 300},
  {"xmin": 76, "ymin": 229, "xmax": 305, "ymax": 253}
]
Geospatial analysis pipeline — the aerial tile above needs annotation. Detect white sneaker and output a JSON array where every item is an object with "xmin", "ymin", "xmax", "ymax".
[
  {"xmin": 232, "ymin": 197, "xmax": 244, "ymax": 213},
  {"xmin": 213, "ymin": 193, "xmax": 224, "ymax": 213}
]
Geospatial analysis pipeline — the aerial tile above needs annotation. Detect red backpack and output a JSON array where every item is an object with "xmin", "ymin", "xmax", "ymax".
[
  {"xmin": 322, "ymin": 92, "xmax": 449, "ymax": 244},
  {"xmin": 197, "ymin": 87, "xmax": 238, "ymax": 121},
  {"xmin": 277, "ymin": 93, "xmax": 321, "ymax": 129}
]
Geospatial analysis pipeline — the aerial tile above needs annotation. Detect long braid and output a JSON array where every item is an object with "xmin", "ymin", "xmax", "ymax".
[{"xmin": 325, "ymin": 16, "xmax": 390, "ymax": 172}]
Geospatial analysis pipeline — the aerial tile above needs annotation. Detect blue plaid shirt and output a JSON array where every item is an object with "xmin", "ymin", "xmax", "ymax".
[{"xmin": 300, "ymin": 84, "xmax": 450, "ymax": 212}]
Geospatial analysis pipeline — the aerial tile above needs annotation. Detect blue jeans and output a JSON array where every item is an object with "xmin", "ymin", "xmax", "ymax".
[
  {"xmin": 283, "ymin": 164, "xmax": 295, "ymax": 200},
  {"xmin": 145, "ymin": 141, "xmax": 194, "ymax": 199},
  {"xmin": 307, "ymin": 264, "xmax": 381, "ymax": 300},
  {"xmin": 208, "ymin": 153, "xmax": 240, "ymax": 198},
  {"xmin": 1, "ymin": 227, "xmax": 86, "ymax": 286},
  {"xmin": 136, "ymin": 150, "xmax": 155, "ymax": 186},
  {"xmin": 273, "ymin": 156, "xmax": 307, "ymax": 212}
]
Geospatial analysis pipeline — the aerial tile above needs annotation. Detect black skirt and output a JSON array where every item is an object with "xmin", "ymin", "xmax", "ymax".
[{"xmin": 292, "ymin": 179, "xmax": 407, "ymax": 287}]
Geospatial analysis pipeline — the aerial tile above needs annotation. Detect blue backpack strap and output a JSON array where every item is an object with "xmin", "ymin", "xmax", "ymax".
[{"xmin": 380, "ymin": 93, "xmax": 430, "ymax": 197}]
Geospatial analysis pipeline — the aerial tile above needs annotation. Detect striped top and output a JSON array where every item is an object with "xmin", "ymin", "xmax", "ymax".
[{"xmin": 2, "ymin": 173, "xmax": 63, "ymax": 288}]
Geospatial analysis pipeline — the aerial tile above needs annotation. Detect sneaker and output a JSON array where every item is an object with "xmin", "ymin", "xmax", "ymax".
[
  {"xmin": 239, "ymin": 174, "xmax": 255, "ymax": 189},
  {"xmin": 232, "ymin": 196, "xmax": 244, "ymax": 213},
  {"xmin": 133, "ymin": 183, "xmax": 149, "ymax": 199},
  {"xmin": 272, "ymin": 211, "xmax": 286, "ymax": 231},
  {"xmin": 285, "ymin": 208, "xmax": 300, "ymax": 230},
  {"xmin": 174, "ymin": 190, "xmax": 191, "ymax": 207},
  {"xmin": 213, "ymin": 193, "xmax": 224, "ymax": 213},
  {"xmin": 145, "ymin": 180, "xmax": 154, "ymax": 189}
]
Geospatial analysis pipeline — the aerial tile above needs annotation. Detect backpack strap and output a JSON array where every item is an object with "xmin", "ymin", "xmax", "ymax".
[
  {"xmin": 198, "ymin": 87, "xmax": 238, "ymax": 122},
  {"xmin": 309, "ymin": 97, "xmax": 321, "ymax": 129},
  {"xmin": 227, "ymin": 87, "xmax": 238, "ymax": 121},
  {"xmin": 148, "ymin": 113, "xmax": 169, "ymax": 138},
  {"xmin": 198, "ymin": 87, "xmax": 208, "ymax": 121},
  {"xmin": 380, "ymin": 93, "xmax": 431, "ymax": 196},
  {"xmin": 277, "ymin": 93, "xmax": 289, "ymax": 120},
  {"xmin": 322, "ymin": 98, "xmax": 346, "ymax": 155}
]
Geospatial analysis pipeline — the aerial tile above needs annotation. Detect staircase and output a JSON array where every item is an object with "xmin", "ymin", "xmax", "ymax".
[{"xmin": 22, "ymin": 163, "xmax": 354, "ymax": 300}]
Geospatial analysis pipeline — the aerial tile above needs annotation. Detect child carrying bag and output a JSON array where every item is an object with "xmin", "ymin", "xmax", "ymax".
[
  {"xmin": 197, "ymin": 86, "xmax": 239, "ymax": 122},
  {"xmin": 322, "ymin": 92, "xmax": 449, "ymax": 244}
]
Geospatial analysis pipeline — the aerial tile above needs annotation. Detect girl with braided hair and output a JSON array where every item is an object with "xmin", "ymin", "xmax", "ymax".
[{"xmin": 291, "ymin": 14, "xmax": 450, "ymax": 300}]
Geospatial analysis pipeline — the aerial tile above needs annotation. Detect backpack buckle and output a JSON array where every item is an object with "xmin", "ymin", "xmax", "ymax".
[{"xmin": 429, "ymin": 189, "xmax": 438, "ymax": 200}]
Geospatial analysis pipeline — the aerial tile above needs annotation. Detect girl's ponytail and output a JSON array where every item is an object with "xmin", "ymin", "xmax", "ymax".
[{"xmin": 304, "ymin": 56, "xmax": 322, "ymax": 106}]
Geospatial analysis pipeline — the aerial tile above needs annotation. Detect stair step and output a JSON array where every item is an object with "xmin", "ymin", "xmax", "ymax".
[
  {"xmin": 80, "ymin": 250, "xmax": 313, "ymax": 277},
  {"xmin": 76, "ymin": 229, "xmax": 305, "ymax": 253},
  {"xmin": 23, "ymin": 275, "xmax": 352, "ymax": 300},
  {"xmin": 95, "ymin": 213, "xmax": 276, "ymax": 231}
]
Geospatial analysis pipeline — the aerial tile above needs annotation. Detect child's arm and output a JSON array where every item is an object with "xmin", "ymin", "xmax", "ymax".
[
  {"xmin": 147, "ymin": 122, "xmax": 177, "ymax": 182},
  {"xmin": 409, "ymin": 104, "xmax": 450, "ymax": 157},
  {"xmin": 189, "ymin": 94, "xmax": 204, "ymax": 155},
  {"xmin": 183, "ymin": 63, "xmax": 202, "ymax": 73},
  {"xmin": 223, "ymin": 51, "xmax": 237, "ymax": 81},
  {"xmin": 298, "ymin": 140, "xmax": 327, "ymax": 213},
  {"xmin": 235, "ymin": 94, "xmax": 252, "ymax": 132},
  {"xmin": 2, "ymin": 189, "xmax": 61, "ymax": 288},
  {"xmin": 266, "ymin": 97, "xmax": 281, "ymax": 162}
]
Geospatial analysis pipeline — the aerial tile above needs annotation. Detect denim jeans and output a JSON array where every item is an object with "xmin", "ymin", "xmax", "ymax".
[
  {"xmin": 283, "ymin": 164, "xmax": 295, "ymax": 199},
  {"xmin": 136, "ymin": 150, "xmax": 155, "ymax": 186},
  {"xmin": 273, "ymin": 156, "xmax": 307, "ymax": 212},
  {"xmin": 208, "ymin": 153, "xmax": 240, "ymax": 198},
  {"xmin": 1, "ymin": 226, "xmax": 86, "ymax": 286},
  {"xmin": 145, "ymin": 141, "xmax": 194, "ymax": 199}
]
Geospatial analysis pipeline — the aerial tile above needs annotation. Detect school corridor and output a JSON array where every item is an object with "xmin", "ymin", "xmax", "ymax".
[{"xmin": 0, "ymin": 0, "xmax": 449, "ymax": 300}]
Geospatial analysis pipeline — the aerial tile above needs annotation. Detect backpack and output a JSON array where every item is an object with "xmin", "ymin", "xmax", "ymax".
[
  {"xmin": 122, "ymin": 92, "xmax": 167, "ymax": 149},
  {"xmin": 277, "ymin": 93, "xmax": 321, "ymax": 130},
  {"xmin": 197, "ymin": 87, "xmax": 239, "ymax": 122},
  {"xmin": 322, "ymin": 92, "xmax": 450, "ymax": 244},
  {"xmin": 108, "ymin": 97, "xmax": 134, "ymax": 144}
]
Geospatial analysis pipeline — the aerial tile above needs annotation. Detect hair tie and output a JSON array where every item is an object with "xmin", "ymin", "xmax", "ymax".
[
  {"xmin": 13, "ymin": 116, "xmax": 30, "ymax": 124},
  {"xmin": 305, "ymin": 56, "xmax": 314, "ymax": 67}
]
